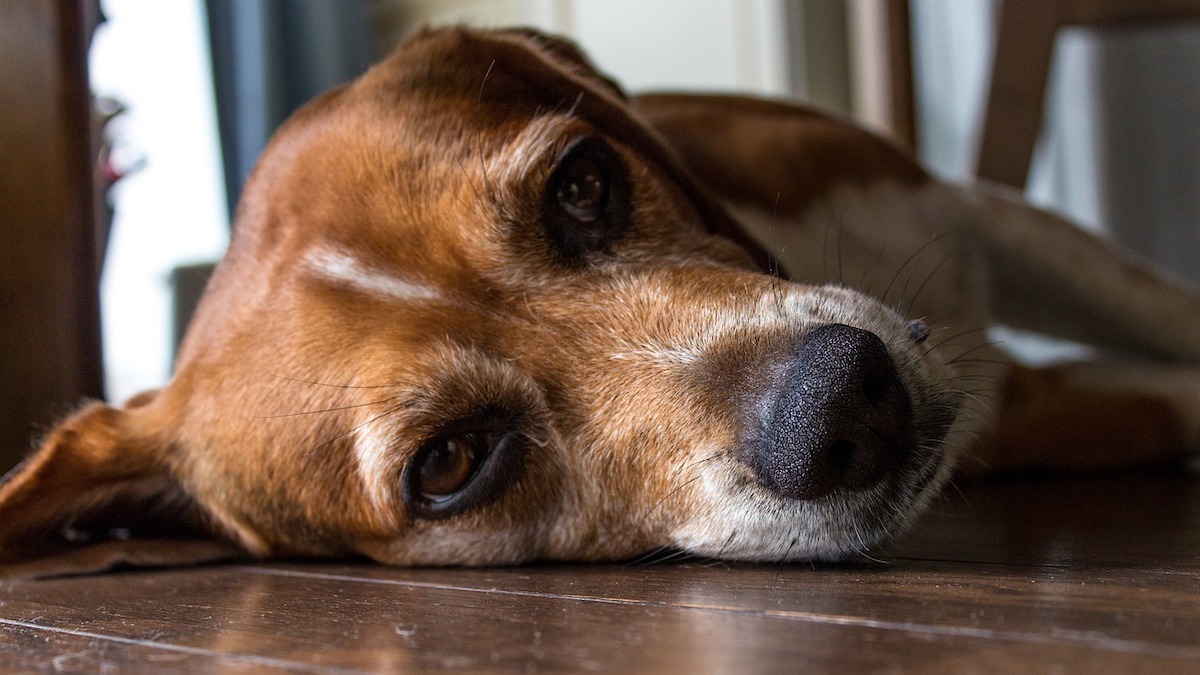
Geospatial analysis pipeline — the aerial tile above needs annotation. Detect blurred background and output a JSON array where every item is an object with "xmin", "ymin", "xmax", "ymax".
[{"xmin": 3, "ymin": 0, "xmax": 1199, "ymax": 470}]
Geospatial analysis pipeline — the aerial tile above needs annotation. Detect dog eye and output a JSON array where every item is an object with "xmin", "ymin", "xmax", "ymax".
[
  {"xmin": 555, "ymin": 155, "xmax": 607, "ymax": 222},
  {"xmin": 406, "ymin": 429, "xmax": 524, "ymax": 519},
  {"xmin": 543, "ymin": 137, "xmax": 631, "ymax": 260},
  {"xmin": 414, "ymin": 433, "xmax": 490, "ymax": 501}
]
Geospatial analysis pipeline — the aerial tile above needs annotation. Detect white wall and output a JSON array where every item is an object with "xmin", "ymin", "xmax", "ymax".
[
  {"xmin": 565, "ymin": 0, "xmax": 789, "ymax": 95},
  {"xmin": 91, "ymin": 0, "xmax": 229, "ymax": 403},
  {"xmin": 393, "ymin": 0, "xmax": 790, "ymax": 95}
]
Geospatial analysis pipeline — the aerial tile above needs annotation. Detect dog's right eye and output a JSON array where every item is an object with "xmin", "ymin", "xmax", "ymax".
[{"xmin": 543, "ymin": 136, "xmax": 632, "ymax": 261}]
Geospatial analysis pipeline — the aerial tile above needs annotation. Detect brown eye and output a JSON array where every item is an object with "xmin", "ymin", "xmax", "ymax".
[
  {"xmin": 555, "ymin": 155, "xmax": 608, "ymax": 222},
  {"xmin": 543, "ymin": 136, "xmax": 631, "ymax": 261},
  {"xmin": 416, "ymin": 434, "xmax": 489, "ymax": 500},
  {"xmin": 406, "ymin": 424, "xmax": 525, "ymax": 520}
]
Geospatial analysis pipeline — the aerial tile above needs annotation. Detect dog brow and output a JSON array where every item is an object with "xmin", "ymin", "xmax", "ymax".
[
  {"xmin": 492, "ymin": 115, "xmax": 580, "ymax": 185},
  {"xmin": 304, "ymin": 247, "xmax": 443, "ymax": 304}
]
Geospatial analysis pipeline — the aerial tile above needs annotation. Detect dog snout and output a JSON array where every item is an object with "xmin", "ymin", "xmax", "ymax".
[{"xmin": 755, "ymin": 324, "xmax": 913, "ymax": 501}]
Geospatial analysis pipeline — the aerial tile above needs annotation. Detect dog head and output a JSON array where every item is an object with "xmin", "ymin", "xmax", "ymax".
[{"xmin": 0, "ymin": 28, "xmax": 961, "ymax": 577}]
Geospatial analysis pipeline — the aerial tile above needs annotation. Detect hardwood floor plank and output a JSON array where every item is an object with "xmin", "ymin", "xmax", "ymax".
[
  {"xmin": 245, "ymin": 561, "xmax": 1200, "ymax": 652},
  {"xmin": 1, "ymin": 566, "xmax": 1196, "ymax": 673},
  {"xmin": 0, "ymin": 618, "xmax": 332, "ymax": 673},
  {"xmin": 1, "ymin": 473, "xmax": 1197, "ymax": 672}
]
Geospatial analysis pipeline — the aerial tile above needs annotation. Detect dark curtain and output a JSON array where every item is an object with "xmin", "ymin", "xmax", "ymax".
[{"xmin": 204, "ymin": 0, "xmax": 373, "ymax": 223}]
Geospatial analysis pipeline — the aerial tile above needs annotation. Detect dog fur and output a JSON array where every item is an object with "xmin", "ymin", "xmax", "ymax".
[{"xmin": 3, "ymin": 27, "xmax": 1200, "ymax": 578}]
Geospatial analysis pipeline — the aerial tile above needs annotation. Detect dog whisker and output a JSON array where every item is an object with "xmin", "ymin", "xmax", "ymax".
[
  {"xmin": 858, "ymin": 244, "xmax": 886, "ymax": 297},
  {"xmin": 850, "ymin": 504, "xmax": 884, "ymax": 560},
  {"xmin": 768, "ymin": 191, "xmax": 788, "ymax": 321},
  {"xmin": 254, "ymin": 398, "xmax": 403, "ymax": 419},
  {"xmin": 947, "ymin": 357, "xmax": 1009, "ymax": 370},
  {"xmin": 477, "ymin": 59, "xmax": 495, "ymax": 103},
  {"xmin": 302, "ymin": 402, "xmax": 410, "ymax": 459},
  {"xmin": 626, "ymin": 545, "xmax": 685, "ymax": 567},
  {"xmin": 902, "ymin": 247, "xmax": 957, "ymax": 317},
  {"xmin": 678, "ymin": 450, "xmax": 722, "ymax": 474},
  {"xmin": 953, "ymin": 391, "xmax": 998, "ymax": 418},
  {"xmin": 634, "ymin": 466, "xmax": 710, "ymax": 531},
  {"xmin": 924, "ymin": 324, "xmax": 997, "ymax": 355},
  {"xmin": 656, "ymin": 549, "xmax": 699, "ymax": 566},
  {"xmin": 835, "ymin": 207, "xmax": 847, "ymax": 286},
  {"xmin": 881, "ymin": 230, "xmax": 963, "ymax": 306},
  {"xmin": 623, "ymin": 548, "xmax": 663, "ymax": 567},
  {"xmin": 948, "ymin": 375, "xmax": 1002, "ymax": 387},
  {"xmin": 772, "ymin": 535, "xmax": 800, "ymax": 585},
  {"xmin": 820, "ymin": 205, "xmax": 847, "ymax": 287},
  {"xmin": 476, "ymin": 131, "xmax": 501, "ymax": 208},
  {"xmin": 713, "ymin": 530, "xmax": 737, "ymax": 561},
  {"xmin": 855, "ymin": 542, "xmax": 889, "ymax": 566},
  {"xmin": 946, "ymin": 339, "xmax": 1006, "ymax": 364},
  {"xmin": 454, "ymin": 153, "xmax": 488, "ymax": 208},
  {"xmin": 565, "ymin": 91, "xmax": 584, "ymax": 118},
  {"xmin": 270, "ymin": 374, "xmax": 403, "ymax": 390}
]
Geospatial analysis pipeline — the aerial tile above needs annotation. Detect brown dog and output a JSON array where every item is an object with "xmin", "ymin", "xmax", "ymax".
[{"xmin": 3, "ymin": 27, "xmax": 1199, "ymax": 578}]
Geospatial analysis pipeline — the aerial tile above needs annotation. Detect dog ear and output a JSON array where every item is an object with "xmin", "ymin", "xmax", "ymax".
[
  {"xmin": 0, "ymin": 396, "xmax": 246, "ymax": 579},
  {"xmin": 633, "ymin": 93, "xmax": 929, "ymax": 229},
  {"xmin": 492, "ymin": 28, "xmax": 628, "ymax": 100}
]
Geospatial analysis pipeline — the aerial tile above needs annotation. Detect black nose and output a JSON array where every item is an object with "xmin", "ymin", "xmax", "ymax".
[{"xmin": 756, "ymin": 324, "xmax": 913, "ymax": 500}]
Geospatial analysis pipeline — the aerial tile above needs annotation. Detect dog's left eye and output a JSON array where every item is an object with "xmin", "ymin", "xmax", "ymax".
[
  {"xmin": 543, "ymin": 137, "xmax": 631, "ymax": 260},
  {"xmin": 415, "ymin": 433, "xmax": 489, "ymax": 500},
  {"xmin": 406, "ymin": 430, "xmax": 522, "ymax": 518}
]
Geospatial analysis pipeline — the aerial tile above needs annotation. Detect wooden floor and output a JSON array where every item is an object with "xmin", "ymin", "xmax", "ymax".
[{"xmin": 1, "ymin": 472, "xmax": 1198, "ymax": 673}]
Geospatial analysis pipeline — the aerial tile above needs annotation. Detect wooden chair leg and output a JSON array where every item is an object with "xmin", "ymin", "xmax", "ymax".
[
  {"xmin": 886, "ymin": 0, "xmax": 917, "ymax": 150},
  {"xmin": 975, "ymin": 1, "xmax": 1060, "ymax": 188}
]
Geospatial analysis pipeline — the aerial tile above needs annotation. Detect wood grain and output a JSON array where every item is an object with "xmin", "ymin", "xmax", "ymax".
[{"xmin": 1, "ymin": 473, "xmax": 1197, "ymax": 672}]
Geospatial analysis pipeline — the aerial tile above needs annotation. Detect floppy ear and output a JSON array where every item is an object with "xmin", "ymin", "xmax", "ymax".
[
  {"xmin": 491, "ymin": 27, "xmax": 627, "ymax": 100},
  {"xmin": 632, "ymin": 93, "xmax": 929, "ymax": 224},
  {"xmin": 0, "ymin": 395, "xmax": 246, "ymax": 579}
]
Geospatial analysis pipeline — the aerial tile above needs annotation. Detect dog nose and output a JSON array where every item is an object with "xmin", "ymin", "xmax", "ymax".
[{"xmin": 756, "ymin": 324, "xmax": 912, "ymax": 500}]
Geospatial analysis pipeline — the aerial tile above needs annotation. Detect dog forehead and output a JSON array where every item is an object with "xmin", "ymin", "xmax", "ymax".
[{"xmin": 364, "ymin": 27, "xmax": 625, "ymax": 113}]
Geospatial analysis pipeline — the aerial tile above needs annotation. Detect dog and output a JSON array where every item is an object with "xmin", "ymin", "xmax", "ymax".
[{"xmin": 3, "ymin": 27, "xmax": 1199, "ymax": 578}]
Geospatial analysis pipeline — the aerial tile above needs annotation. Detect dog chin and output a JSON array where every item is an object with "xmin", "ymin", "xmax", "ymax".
[{"xmin": 672, "ymin": 456, "xmax": 957, "ymax": 563}]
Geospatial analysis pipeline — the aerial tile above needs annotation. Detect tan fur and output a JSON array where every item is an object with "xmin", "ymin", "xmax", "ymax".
[{"xmin": 2, "ymin": 27, "xmax": 1198, "ymax": 578}]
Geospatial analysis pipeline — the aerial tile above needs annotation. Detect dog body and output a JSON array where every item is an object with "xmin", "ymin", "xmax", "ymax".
[{"xmin": 3, "ymin": 28, "xmax": 1200, "ymax": 577}]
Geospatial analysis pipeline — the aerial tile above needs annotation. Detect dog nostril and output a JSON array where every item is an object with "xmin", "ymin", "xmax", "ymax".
[
  {"xmin": 831, "ymin": 434, "xmax": 897, "ymax": 492},
  {"xmin": 827, "ymin": 440, "xmax": 857, "ymax": 476},
  {"xmin": 862, "ymin": 370, "xmax": 892, "ymax": 408}
]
